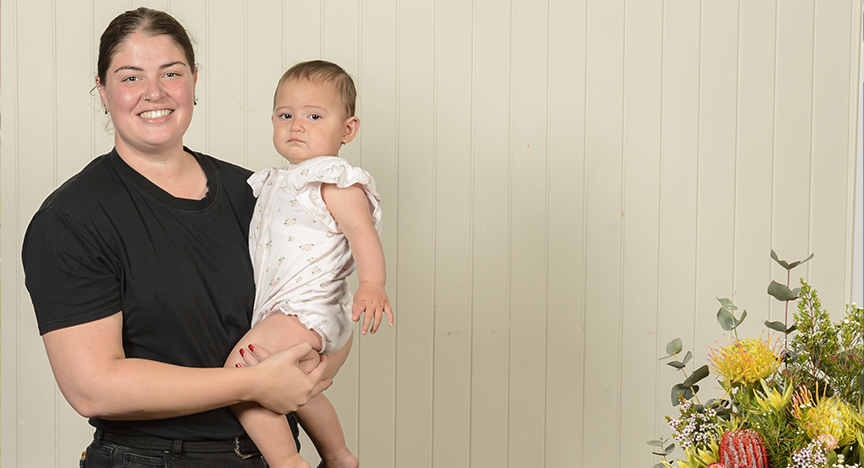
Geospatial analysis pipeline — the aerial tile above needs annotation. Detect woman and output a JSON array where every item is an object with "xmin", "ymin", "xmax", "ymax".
[{"xmin": 21, "ymin": 7, "xmax": 330, "ymax": 467}]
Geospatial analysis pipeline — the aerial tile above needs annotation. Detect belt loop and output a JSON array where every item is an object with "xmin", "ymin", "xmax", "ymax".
[
  {"xmin": 172, "ymin": 439, "xmax": 183, "ymax": 454},
  {"xmin": 94, "ymin": 429, "xmax": 104, "ymax": 442}
]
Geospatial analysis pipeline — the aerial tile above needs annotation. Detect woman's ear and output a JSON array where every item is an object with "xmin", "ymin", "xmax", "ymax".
[
  {"xmin": 96, "ymin": 76, "xmax": 108, "ymax": 112},
  {"xmin": 341, "ymin": 116, "xmax": 360, "ymax": 145}
]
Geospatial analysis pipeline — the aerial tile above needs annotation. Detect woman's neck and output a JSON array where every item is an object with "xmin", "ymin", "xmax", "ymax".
[{"xmin": 116, "ymin": 143, "xmax": 209, "ymax": 200}]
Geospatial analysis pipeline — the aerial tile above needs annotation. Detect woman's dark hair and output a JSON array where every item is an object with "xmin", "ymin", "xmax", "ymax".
[{"xmin": 97, "ymin": 7, "xmax": 195, "ymax": 84}]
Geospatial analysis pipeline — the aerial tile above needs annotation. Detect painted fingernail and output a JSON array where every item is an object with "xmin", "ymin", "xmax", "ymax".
[
  {"xmin": 239, "ymin": 349, "xmax": 246, "ymax": 357},
  {"xmin": 248, "ymin": 344, "xmax": 256, "ymax": 352},
  {"xmin": 235, "ymin": 363, "xmax": 242, "ymax": 368}
]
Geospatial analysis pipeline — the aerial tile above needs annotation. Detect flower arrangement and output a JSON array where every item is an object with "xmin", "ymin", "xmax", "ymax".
[{"xmin": 648, "ymin": 251, "xmax": 864, "ymax": 468}]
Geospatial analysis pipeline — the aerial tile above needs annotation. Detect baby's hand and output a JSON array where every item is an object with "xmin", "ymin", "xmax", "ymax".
[{"xmin": 352, "ymin": 283, "xmax": 394, "ymax": 335}]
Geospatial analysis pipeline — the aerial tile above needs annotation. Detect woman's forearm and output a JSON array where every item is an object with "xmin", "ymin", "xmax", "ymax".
[{"xmin": 43, "ymin": 311, "xmax": 328, "ymax": 420}]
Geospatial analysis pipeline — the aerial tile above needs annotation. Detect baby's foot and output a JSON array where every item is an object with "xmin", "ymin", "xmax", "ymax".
[{"xmin": 317, "ymin": 447, "xmax": 359, "ymax": 468}]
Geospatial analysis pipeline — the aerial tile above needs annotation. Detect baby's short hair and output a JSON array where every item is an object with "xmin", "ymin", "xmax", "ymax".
[{"xmin": 274, "ymin": 60, "xmax": 357, "ymax": 117}]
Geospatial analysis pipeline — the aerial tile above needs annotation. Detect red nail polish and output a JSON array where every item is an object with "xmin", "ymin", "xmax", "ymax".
[
  {"xmin": 235, "ymin": 363, "xmax": 242, "ymax": 368},
  {"xmin": 248, "ymin": 344, "xmax": 256, "ymax": 352},
  {"xmin": 239, "ymin": 349, "xmax": 246, "ymax": 357}
]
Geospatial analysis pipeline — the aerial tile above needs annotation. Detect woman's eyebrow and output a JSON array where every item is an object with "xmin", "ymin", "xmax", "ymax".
[{"xmin": 113, "ymin": 62, "xmax": 188, "ymax": 74}]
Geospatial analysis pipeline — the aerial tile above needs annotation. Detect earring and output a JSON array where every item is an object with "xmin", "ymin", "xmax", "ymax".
[{"xmin": 194, "ymin": 96, "xmax": 198, "ymax": 106}]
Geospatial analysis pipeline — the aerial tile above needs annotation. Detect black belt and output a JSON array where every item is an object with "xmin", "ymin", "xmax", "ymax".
[{"xmin": 96, "ymin": 429, "xmax": 260, "ymax": 458}]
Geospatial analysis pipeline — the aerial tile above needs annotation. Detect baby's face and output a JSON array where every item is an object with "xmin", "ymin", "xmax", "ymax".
[{"xmin": 271, "ymin": 79, "xmax": 357, "ymax": 165}]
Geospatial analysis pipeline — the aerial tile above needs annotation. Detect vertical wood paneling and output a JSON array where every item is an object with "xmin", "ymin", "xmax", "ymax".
[
  {"xmin": 358, "ymin": 1, "xmax": 398, "ymax": 466},
  {"xmin": 470, "ymin": 1, "xmax": 511, "ymax": 466},
  {"xmin": 809, "ymin": 0, "xmax": 855, "ymax": 314},
  {"xmin": 735, "ymin": 1, "xmax": 776, "ymax": 323},
  {"xmin": 508, "ymin": 0, "xmax": 549, "ymax": 466},
  {"xmin": 656, "ymin": 0, "xmax": 700, "ymax": 441},
  {"xmin": 208, "ymin": 2, "xmax": 246, "ymax": 168},
  {"xmin": 694, "ymin": 0, "xmax": 738, "ymax": 398},
  {"xmin": 619, "ymin": 0, "xmax": 663, "ymax": 465},
  {"xmin": 546, "ymin": 0, "xmax": 587, "ymax": 466},
  {"xmin": 773, "ymin": 1, "xmax": 814, "ymax": 316},
  {"xmin": 432, "ymin": 0, "xmax": 473, "ymax": 467},
  {"xmin": 1, "ymin": 2, "xmax": 20, "ymax": 467},
  {"xmin": 245, "ymin": 1, "xmax": 283, "ymax": 171},
  {"xmin": 17, "ymin": 1, "xmax": 59, "ymax": 467},
  {"xmin": 394, "ymin": 0, "xmax": 434, "ymax": 466},
  {"xmin": 3, "ymin": 3, "xmax": 862, "ymax": 468},
  {"xmin": 583, "ymin": 0, "xmax": 624, "ymax": 463}
]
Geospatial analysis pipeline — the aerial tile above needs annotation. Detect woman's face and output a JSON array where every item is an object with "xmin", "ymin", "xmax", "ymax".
[{"xmin": 98, "ymin": 32, "xmax": 197, "ymax": 158}]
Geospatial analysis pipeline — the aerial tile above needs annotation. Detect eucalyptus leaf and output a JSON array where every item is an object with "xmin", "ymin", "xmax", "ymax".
[
  {"xmin": 666, "ymin": 338, "xmax": 683, "ymax": 356},
  {"xmin": 683, "ymin": 351, "xmax": 692, "ymax": 365},
  {"xmin": 764, "ymin": 320, "xmax": 789, "ymax": 333},
  {"xmin": 734, "ymin": 309, "xmax": 748, "ymax": 327},
  {"xmin": 768, "ymin": 280, "xmax": 798, "ymax": 301},
  {"xmin": 683, "ymin": 365, "xmax": 709, "ymax": 387},
  {"xmin": 664, "ymin": 443, "xmax": 675, "ymax": 455},
  {"xmin": 787, "ymin": 324, "xmax": 797, "ymax": 333},
  {"xmin": 646, "ymin": 440, "xmax": 664, "ymax": 447},
  {"xmin": 771, "ymin": 249, "xmax": 791, "ymax": 269},
  {"xmin": 654, "ymin": 463, "xmax": 667, "ymax": 468},
  {"xmin": 717, "ymin": 297, "xmax": 737, "ymax": 311},
  {"xmin": 717, "ymin": 307, "xmax": 735, "ymax": 331},
  {"xmin": 667, "ymin": 361, "xmax": 686, "ymax": 369},
  {"xmin": 671, "ymin": 384, "xmax": 688, "ymax": 405}
]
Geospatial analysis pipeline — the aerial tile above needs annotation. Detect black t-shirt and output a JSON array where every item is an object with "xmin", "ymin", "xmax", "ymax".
[{"xmin": 22, "ymin": 148, "xmax": 281, "ymax": 440}]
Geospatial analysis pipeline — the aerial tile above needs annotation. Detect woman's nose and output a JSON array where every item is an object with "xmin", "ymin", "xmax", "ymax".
[{"xmin": 143, "ymin": 80, "xmax": 164, "ymax": 101}]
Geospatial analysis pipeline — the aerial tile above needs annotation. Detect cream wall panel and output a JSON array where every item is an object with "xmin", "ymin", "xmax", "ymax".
[
  {"xmin": 619, "ymin": 0, "xmax": 663, "ymax": 466},
  {"xmin": 583, "ymin": 0, "xmax": 625, "ymax": 465},
  {"xmin": 1, "ymin": 2, "xmax": 19, "ymax": 466},
  {"xmin": 773, "ymin": 0, "xmax": 815, "ymax": 315},
  {"xmin": 208, "ymin": 2, "xmax": 247, "ymax": 168},
  {"xmin": 810, "ymin": 0, "xmax": 856, "ymax": 313},
  {"xmin": 394, "ymin": 0, "xmax": 434, "ymax": 466},
  {"xmin": 656, "ymin": 0, "xmax": 701, "ymax": 452},
  {"xmin": 509, "ymin": 1, "xmax": 550, "ymax": 467},
  {"xmin": 694, "ymin": 0, "xmax": 738, "ymax": 400},
  {"xmin": 3, "ymin": 2, "xmax": 862, "ymax": 468},
  {"xmin": 357, "ymin": 1, "xmax": 398, "ymax": 466},
  {"xmin": 432, "ymin": 1, "xmax": 473, "ymax": 467},
  {"xmin": 470, "ymin": 1, "xmax": 511, "ymax": 466},
  {"xmin": 734, "ymin": 1, "xmax": 776, "ymax": 331},
  {"xmin": 16, "ymin": 1, "xmax": 60, "ymax": 467},
  {"xmin": 546, "ymin": 0, "xmax": 587, "ymax": 466}
]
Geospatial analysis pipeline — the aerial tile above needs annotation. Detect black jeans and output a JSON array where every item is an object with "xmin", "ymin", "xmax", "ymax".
[{"xmin": 80, "ymin": 437, "xmax": 270, "ymax": 468}]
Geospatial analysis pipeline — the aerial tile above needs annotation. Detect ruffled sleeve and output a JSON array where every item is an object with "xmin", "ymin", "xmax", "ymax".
[
  {"xmin": 246, "ymin": 167, "xmax": 278, "ymax": 198},
  {"xmin": 295, "ymin": 158, "xmax": 382, "ymax": 234}
]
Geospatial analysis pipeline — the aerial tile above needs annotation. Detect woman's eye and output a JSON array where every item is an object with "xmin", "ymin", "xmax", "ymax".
[
  {"xmin": 165, "ymin": 72, "xmax": 179, "ymax": 78},
  {"xmin": 122, "ymin": 76, "xmax": 139, "ymax": 82},
  {"xmin": 309, "ymin": 114, "xmax": 321, "ymax": 121}
]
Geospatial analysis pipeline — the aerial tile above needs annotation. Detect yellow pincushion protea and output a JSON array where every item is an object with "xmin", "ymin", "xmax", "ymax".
[
  {"xmin": 708, "ymin": 337, "xmax": 781, "ymax": 386},
  {"xmin": 792, "ymin": 388, "xmax": 862, "ymax": 446}
]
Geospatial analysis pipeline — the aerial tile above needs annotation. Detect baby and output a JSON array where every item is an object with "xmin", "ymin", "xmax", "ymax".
[{"xmin": 225, "ymin": 60, "xmax": 393, "ymax": 468}]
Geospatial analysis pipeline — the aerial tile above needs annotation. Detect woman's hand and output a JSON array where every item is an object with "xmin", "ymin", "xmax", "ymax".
[
  {"xmin": 352, "ymin": 282, "xmax": 394, "ymax": 335},
  {"xmin": 236, "ymin": 342, "xmax": 332, "ymax": 413}
]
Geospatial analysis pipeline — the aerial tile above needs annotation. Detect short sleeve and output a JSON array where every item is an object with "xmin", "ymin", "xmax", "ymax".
[
  {"xmin": 22, "ymin": 209, "xmax": 122, "ymax": 335},
  {"xmin": 247, "ymin": 167, "xmax": 278, "ymax": 198},
  {"xmin": 296, "ymin": 160, "xmax": 382, "ymax": 234}
]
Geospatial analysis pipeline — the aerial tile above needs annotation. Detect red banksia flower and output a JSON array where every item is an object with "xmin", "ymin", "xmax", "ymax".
[{"xmin": 719, "ymin": 429, "xmax": 769, "ymax": 468}]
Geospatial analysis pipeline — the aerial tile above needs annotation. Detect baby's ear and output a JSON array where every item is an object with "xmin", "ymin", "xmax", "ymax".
[{"xmin": 342, "ymin": 116, "xmax": 360, "ymax": 144}]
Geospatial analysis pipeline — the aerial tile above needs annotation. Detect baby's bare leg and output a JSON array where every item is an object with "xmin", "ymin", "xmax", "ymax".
[
  {"xmin": 225, "ymin": 314, "xmax": 322, "ymax": 468},
  {"xmin": 296, "ymin": 333, "xmax": 357, "ymax": 468}
]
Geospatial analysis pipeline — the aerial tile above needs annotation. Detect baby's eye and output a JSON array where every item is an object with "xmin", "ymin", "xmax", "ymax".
[
  {"xmin": 309, "ymin": 114, "xmax": 321, "ymax": 121},
  {"xmin": 279, "ymin": 113, "xmax": 293, "ymax": 120}
]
